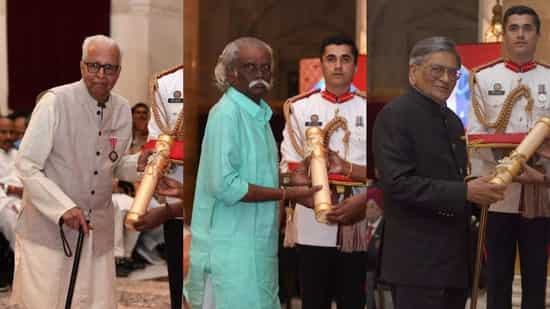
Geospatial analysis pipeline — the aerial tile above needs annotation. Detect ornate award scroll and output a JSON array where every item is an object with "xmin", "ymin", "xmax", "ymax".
[
  {"xmin": 305, "ymin": 127, "xmax": 332, "ymax": 223},
  {"xmin": 125, "ymin": 134, "xmax": 174, "ymax": 229}
]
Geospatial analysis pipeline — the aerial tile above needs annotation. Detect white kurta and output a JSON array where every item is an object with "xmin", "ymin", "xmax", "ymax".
[{"xmin": 12, "ymin": 80, "xmax": 138, "ymax": 309}]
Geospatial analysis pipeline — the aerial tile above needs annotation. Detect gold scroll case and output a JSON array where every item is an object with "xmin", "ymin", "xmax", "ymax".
[
  {"xmin": 125, "ymin": 134, "xmax": 174, "ymax": 229},
  {"xmin": 306, "ymin": 127, "xmax": 332, "ymax": 223},
  {"xmin": 489, "ymin": 117, "xmax": 550, "ymax": 185},
  {"xmin": 470, "ymin": 116, "xmax": 550, "ymax": 309}
]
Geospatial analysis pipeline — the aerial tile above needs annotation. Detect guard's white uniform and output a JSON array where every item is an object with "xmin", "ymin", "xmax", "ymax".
[
  {"xmin": 148, "ymin": 66, "xmax": 183, "ymax": 190},
  {"xmin": 280, "ymin": 89, "xmax": 367, "ymax": 247},
  {"xmin": 468, "ymin": 60, "xmax": 550, "ymax": 214}
]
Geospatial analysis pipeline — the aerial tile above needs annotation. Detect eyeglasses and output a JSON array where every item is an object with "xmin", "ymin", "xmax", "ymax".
[
  {"xmin": 240, "ymin": 62, "xmax": 272, "ymax": 75},
  {"xmin": 425, "ymin": 64, "xmax": 461, "ymax": 81},
  {"xmin": 83, "ymin": 62, "xmax": 120, "ymax": 75}
]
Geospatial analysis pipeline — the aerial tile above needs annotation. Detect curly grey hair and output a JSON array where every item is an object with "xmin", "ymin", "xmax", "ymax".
[{"xmin": 214, "ymin": 37, "xmax": 274, "ymax": 92}]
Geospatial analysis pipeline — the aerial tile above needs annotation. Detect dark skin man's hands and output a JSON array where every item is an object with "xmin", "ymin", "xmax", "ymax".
[
  {"xmin": 325, "ymin": 193, "xmax": 367, "ymax": 225},
  {"xmin": 137, "ymin": 149, "xmax": 155, "ymax": 172},
  {"xmin": 156, "ymin": 177, "xmax": 183, "ymax": 198}
]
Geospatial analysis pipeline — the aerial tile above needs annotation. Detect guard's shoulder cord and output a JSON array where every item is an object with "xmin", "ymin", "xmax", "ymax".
[{"xmin": 470, "ymin": 72, "xmax": 534, "ymax": 133}]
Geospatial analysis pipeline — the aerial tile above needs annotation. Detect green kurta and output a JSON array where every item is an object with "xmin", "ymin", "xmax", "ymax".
[{"xmin": 186, "ymin": 87, "xmax": 280, "ymax": 309}]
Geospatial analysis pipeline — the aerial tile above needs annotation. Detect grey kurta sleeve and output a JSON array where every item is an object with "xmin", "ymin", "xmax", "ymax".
[{"xmin": 15, "ymin": 92, "xmax": 77, "ymax": 224}]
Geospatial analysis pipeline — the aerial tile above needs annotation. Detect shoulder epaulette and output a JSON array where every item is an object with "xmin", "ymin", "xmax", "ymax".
[
  {"xmin": 471, "ymin": 58, "xmax": 503, "ymax": 73},
  {"xmin": 284, "ymin": 88, "xmax": 321, "ymax": 105},
  {"xmin": 354, "ymin": 90, "xmax": 366, "ymax": 101},
  {"xmin": 536, "ymin": 60, "xmax": 550, "ymax": 69},
  {"xmin": 150, "ymin": 64, "xmax": 183, "ymax": 97},
  {"xmin": 154, "ymin": 64, "xmax": 183, "ymax": 80},
  {"xmin": 282, "ymin": 89, "xmax": 321, "ymax": 159}
]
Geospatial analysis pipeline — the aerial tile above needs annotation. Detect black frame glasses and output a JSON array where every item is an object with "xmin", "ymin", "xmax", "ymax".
[{"xmin": 83, "ymin": 62, "xmax": 120, "ymax": 75}]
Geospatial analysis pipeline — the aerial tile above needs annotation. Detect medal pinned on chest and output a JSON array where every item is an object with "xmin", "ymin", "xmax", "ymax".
[
  {"xmin": 355, "ymin": 116, "xmax": 364, "ymax": 127},
  {"xmin": 305, "ymin": 114, "xmax": 323, "ymax": 127},
  {"xmin": 488, "ymin": 82, "xmax": 505, "ymax": 96},
  {"xmin": 109, "ymin": 136, "xmax": 119, "ymax": 162},
  {"xmin": 538, "ymin": 84, "xmax": 547, "ymax": 102}
]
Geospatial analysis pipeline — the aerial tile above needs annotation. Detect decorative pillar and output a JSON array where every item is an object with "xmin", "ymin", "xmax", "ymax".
[
  {"xmin": 357, "ymin": 0, "xmax": 367, "ymax": 54},
  {"xmin": 111, "ymin": 0, "xmax": 182, "ymax": 106},
  {"xmin": 0, "ymin": 0, "xmax": 8, "ymax": 115}
]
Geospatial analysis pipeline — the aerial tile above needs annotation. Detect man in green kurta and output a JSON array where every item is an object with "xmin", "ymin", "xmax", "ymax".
[{"xmin": 185, "ymin": 37, "xmax": 319, "ymax": 309}]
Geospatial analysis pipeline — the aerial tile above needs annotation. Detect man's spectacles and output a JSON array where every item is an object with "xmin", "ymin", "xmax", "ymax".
[
  {"xmin": 425, "ymin": 64, "xmax": 461, "ymax": 81},
  {"xmin": 84, "ymin": 62, "xmax": 120, "ymax": 75},
  {"xmin": 240, "ymin": 62, "xmax": 271, "ymax": 75}
]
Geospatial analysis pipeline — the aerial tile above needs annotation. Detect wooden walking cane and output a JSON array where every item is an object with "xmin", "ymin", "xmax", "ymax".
[{"xmin": 469, "ymin": 117, "xmax": 550, "ymax": 309}]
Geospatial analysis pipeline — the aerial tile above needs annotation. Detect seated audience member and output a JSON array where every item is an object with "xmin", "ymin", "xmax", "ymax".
[
  {"xmin": 10, "ymin": 112, "xmax": 29, "ymax": 150},
  {"xmin": 366, "ymin": 186, "xmax": 383, "ymax": 309},
  {"xmin": 0, "ymin": 116, "xmax": 22, "ymax": 292},
  {"xmin": 112, "ymin": 180, "xmax": 144, "ymax": 277},
  {"xmin": 129, "ymin": 102, "xmax": 150, "ymax": 154}
]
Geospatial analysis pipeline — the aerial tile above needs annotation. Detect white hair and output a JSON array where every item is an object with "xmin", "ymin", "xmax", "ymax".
[
  {"xmin": 214, "ymin": 37, "xmax": 274, "ymax": 92},
  {"xmin": 81, "ymin": 34, "xmax": 121, "ymax": 62}
]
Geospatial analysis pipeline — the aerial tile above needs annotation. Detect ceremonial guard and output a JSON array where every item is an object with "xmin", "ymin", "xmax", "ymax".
[
  {"xmin": 467, "ymin": 5, "xmax": 550, "ymax": 309},
  {"xmin": 280, "ymin": 35, "xmax": 367, "ymax": 309},
  {"xmin": 140, "ymin": 64, "xmax": 184, "ymax": 309}
]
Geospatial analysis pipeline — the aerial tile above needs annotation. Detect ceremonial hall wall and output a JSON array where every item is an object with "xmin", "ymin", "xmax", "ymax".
[
  {"xmin": 111, "ymin": 0, "xmax": 183, "ymax": 106},
  {"xmin": 0, "ymin": 0, "xmax": 182, "ymax": 114},
  {"xmin": 184, "ymin": 0, "xmax": 361, "ymax": 216},
  {"xmin": 367, "ymin": 0, "xmax": 478, "ymax": 98},
  {"xmin": 0, "ymin": 0, "xmax": 7, "ymax": 115},
  {"xmin": 5, "ymin": 1, "xmax": 110, "ymax": 113}
]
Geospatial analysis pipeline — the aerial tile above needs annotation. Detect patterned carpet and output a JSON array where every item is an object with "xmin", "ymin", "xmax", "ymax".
[{"xmin": 0, "ymin": 277, "xmax": 171, "ymax": 309}]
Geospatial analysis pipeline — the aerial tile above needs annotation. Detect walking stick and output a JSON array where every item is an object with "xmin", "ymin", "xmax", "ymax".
[
  {"xmin": 64, "ymin": 223, "xmax": 86, "ymax": 309},
  {"xmin": 469, "ymin": 117, "xmax": 550, "ymax": 309},
  {"xmin": 470, "ymin": 206, "xmax": 488, "ymax": 309}
]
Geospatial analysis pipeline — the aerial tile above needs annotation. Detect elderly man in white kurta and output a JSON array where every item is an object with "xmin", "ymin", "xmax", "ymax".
[{"xmin": 11, "ymin": 35, "xmax": 139, "ymax": 309}]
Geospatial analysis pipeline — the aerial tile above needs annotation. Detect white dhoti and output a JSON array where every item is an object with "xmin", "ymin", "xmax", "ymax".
[{"xmin": 11, "ymin": 232, "xmax": 116, "ymax": 309}]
